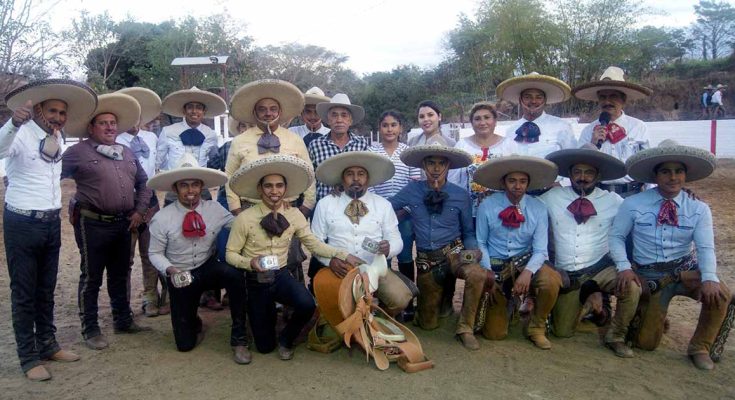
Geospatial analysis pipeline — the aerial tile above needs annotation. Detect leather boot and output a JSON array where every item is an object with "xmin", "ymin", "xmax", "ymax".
[
  {"xmin": 47, "ymin": 349, "xmax": 81, "ymax": 362},
  {"xmin": 25, "ymin": 365, "xmax": 51, "ymax": 381}
]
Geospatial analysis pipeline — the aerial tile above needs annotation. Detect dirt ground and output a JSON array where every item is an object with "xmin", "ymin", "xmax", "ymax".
[{"xmin": 1, "ymin": 162, "xmax": 735, "ymax": 400}]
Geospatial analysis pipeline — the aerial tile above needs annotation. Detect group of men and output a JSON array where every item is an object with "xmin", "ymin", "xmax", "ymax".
[{"xmin": 701, "ymin": 83, "xmax": 727, "ymax": 119}]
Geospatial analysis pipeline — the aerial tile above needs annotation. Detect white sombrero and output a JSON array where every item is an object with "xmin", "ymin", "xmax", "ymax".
[
  {"xmin": 400, "ymin": 144, "xmax": 473, "ymax": 170},
  {"xmin": 572, "ymin": 66, "xmax": 653, "ymax": 102},
  {"xmin": 147, "ymin": 153, "xmax": 228, "ymax": 191},
  {"xmin": 230, "ymin": 79, "xmax": 304, "ymax": 125},
  {"xmin": 117, "ymin": 87, "xmax": 162, "ymax": 124},
  {"xmin": 626, "ymin": 140, "xmax": 716, "ymax": 184},
  {"xmin": 65, "ymin": 93, "xmax": 141, "ymax": 138},
  {"xmin": 316, "ymin": 93, "xmax": 365, "ymax": 124},
  {"xmin": 304, "ymin": 86, "xmax": 330, "ymax": 106},
  {"xmin": 473, "ymin": 155, "xmax": 559, "ymax": 191},
  {"xmin": 161, "ymin": 86, "xmax": 227, "ymax": 118},
  {"xmin": 5, "ymin": 78, "xmax": 97, "ymax": 132},
  {"xmin": 496, "ymin": 72, "xmax": 571, "ymax": 105},
  {"xmin": 546, "ymin": 145, "xmax": 626, "ymax": 181},
  {"xmin": 315, "ymin": 151, "xmax": 395, "ymax": 187},
  {"xmin": 229, "ymin": 155, "xmax": 314, "ymax": 199}
]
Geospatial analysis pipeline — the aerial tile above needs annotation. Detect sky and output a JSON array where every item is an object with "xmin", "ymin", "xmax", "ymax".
[{"xmin": 55, "ymin": 0, "xmax": 705, "ymax": 75}]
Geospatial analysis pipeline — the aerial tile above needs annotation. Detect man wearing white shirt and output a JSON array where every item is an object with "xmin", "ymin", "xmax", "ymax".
[
  {"xmin": 288, "ymin": 86, "xmax": 331, "ymax": 148},
  {"xmin": 711, "ymin": 84, "xmax": 726, "ymax": 118}
]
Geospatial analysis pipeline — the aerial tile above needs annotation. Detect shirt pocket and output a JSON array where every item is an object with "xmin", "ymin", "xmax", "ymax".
[{"xmin": 672, "ymin": 215, "xmax": 696, "ymax": 244}]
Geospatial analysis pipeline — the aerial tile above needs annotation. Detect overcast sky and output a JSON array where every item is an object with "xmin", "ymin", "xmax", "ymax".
[{"xmin": 57, "ymin": 0, "xmax": 704, "ymax": 75}]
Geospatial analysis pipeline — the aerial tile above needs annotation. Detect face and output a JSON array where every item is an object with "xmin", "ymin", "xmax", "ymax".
[
  {"xmin": 502, "ymin": 172, "xmax": 530, "ymax": 203},
  {"xmin": 88, "ymin": 113, "xmax": 118, "ymax": 145},
  {"xmin": 174, "ymin": 179, "xmax": 203, "ymax": 208},
  {"xmin": 327, "ymin": 106, "xmax": 353, "ymax": 135},
  {"xmin": 655, "ymin": 162, "xmax": 686, "ymax": 198},
  {"xmin": 236, "ymin": 122, "xmax": 249, "ymax": 134},
  {"xmin": 34, "ymin": 99, "xmax": 68, "ymax": 132},
  {"xmin": 379, "ymin": 115, "xmax": 401, "ymax": 143},
  {"xmin": 342, "ymin": 166, "xmax": 369, "ymax": 198},
  {"xmin": 301, "ymin": 105, "xmax": 322, "ymax": 131},
  {"xmin": 570, "ymin": 163, "xmax": 600, "ymax": 193},
  {"xmin": 417, "ymin": 106, "xmax": 441, "ymax": 134},
  {"xmin": 254, "ymin": 98, "xmax": 281, "ymax": 125},
  {"xmin": 596, "ymin": 89, "xmax": 626, "ymax": 119},
  {"xmin": 520, "ymin": 89, "xmax": 546, "ymax": 118},
  {"xmin": 423, "ymin": 156, "xmax": 449, "ymax": 185},
  {"xmin": 127, "ymin": 120, "xmax": 141, "ymax": 135},
  {"xmin": 258, "ymin": 174, "xmax": 287, "ymax": 207},
  {"xmin": 471, "ymin": 108, "xmax": 497, "ymax": 136},
  {"xmin": 184, "ymin": 102, "xmax": 206, "ymax": 126}
]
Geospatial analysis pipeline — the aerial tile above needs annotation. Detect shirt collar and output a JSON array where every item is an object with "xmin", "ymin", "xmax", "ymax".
[
  {"xmin": 175, "ymin": 200, "xmax": 204, "ymax": 213},
  {"xmin": 610, "ymin": 111, "xmax": 627, "ymax": 123},
  {"xmin": 521, "ymin": 111, "xmax": 547, "ymax": 124},
  {"xmin": 255, "ymin": 201, "xmax": 287, "ymax": 214},
  {"xmin": 501, "ymin": 192, "xmax": 527, "ymax": 208},
  {"xmin": 27, "ymin": 120, "xmax": 48, "ymax": 140},
  {"xmin": 655, "ymin": 189, "xmax": 684, "ymax": 207},
  {"xmin": 117, "ymin": 132, "xmax": 133, "ymax": 142}
]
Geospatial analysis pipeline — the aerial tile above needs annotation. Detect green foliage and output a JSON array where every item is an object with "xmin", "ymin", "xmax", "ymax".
[{"xmin": 693, "ymin": 0, "xmax": 735, "ymax": 60}]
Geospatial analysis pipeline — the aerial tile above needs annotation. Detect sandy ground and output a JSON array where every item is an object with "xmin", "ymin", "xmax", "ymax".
[{"xmin": 1, "ymin": 162, "xmax": 735, "ymax": 400}]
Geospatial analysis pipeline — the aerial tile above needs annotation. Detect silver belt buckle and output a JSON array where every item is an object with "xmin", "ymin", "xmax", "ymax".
[
  {"xmin": 361, "ymin": 237, "xmax": 380, "ymax": 254},
  {"xmin": 259, "ymin": 255, "xmax": 279, "ymax": 270},
  {"xmin": 171, "ymin": 271, "xmax": 194, "ymax": 288}
]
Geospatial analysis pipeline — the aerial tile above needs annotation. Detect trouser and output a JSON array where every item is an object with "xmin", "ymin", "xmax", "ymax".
[
  {"xmin": 396, "ymin": 218, "xmax": 415, "ymax": 264},
  {"xmin": 131, "ymin": 223, "xmax": 168, "ymax": 308},
  {"xmin": 73, "ymin": 214, "xmax": 134, "ymax": 339},
  {"xmin": 4, "ymin": 208, "xmax": 62, "ymax": 373},
  {"xmin": 285, "ymin": 236, "xmax": 306, "ymax": 283},
  {"xmin": 167, "ymin": 257, "xmax": 248, "ymax": 351}
]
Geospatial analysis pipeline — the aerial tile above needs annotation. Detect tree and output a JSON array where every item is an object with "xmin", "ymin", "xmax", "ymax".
[
  {"xmin": 64, "ymin": 11, "xmax": 122, "ymax": 92},
  {"xmin": 250, "ymin": 43, "xmax": 350, "ymax": 90},
  {"xmin": 360, "ymin": 65, "xmax": 432, "ymax": 130},
  {"xmin": 625, "ymin": 27, "xmax": 694, "ymax": 78},
  {"xmin": 693, "ymin": 0, "xmax": 735, "ymax": 59}
]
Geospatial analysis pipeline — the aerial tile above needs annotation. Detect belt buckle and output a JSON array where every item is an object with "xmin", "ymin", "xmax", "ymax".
[{"xmin": 100, "ymin": 214, "xmax": 115, "ymax": 223}]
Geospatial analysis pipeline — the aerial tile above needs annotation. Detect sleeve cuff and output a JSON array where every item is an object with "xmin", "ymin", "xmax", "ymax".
[
  {"xmin": 701, "ymin": 272, "xmax": 720, "ymax": 283},
  {"xmin": 615, "ymin": 262, "xmax": 632, "ymax": 272}
]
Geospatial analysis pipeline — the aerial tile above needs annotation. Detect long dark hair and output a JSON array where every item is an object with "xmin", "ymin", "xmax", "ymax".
[{"xmin": 416, "ymin": 100, "xmax": 441, "ymax": 117}]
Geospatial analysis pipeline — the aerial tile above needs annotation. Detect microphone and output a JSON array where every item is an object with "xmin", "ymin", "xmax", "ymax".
[{"xmin": 597, "ymin": 111, "xmax": 611, "ymax": 148}]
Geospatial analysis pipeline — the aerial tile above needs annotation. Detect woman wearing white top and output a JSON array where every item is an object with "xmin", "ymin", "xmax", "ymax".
[{"xmin": 407, "ymin": 100, "xmax": 456, "ymax": 147}]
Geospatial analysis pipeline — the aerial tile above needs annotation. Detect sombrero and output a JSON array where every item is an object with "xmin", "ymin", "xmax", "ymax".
[
  {"xmin": 147, "ymin": 153, "xmax": 227, "ymax": 191},
  {"xmin": 716, "ymin": 84, "xmax": 728, "ymax": 90},
  {"xmin": 400, "ymin": 144, "xmax": 473, "ymax": 169},
  {"xmin": 5, "ymin": 79, "xmax": 97, "ymax": 132},
  {"xmin": 117, "ymin": 87, "xmax": 162, "ymax": 124},
  {"xmin": 703, "ymin": 84, "xmax": 714, "ymax": 90},
  {"xmin": 496, "ymin": 72, "xmax": 571, "ymax": 105},
  {"xmin": 304, "ymin": 86, "xmax": 330, "ymax": 105},
  {"xmin": 546, "ymin": 145, "xmax": 626, "ymax": 181},
  {"xmin": 161, "ymin": 86, "xmax": 227, "ymax": 118},
  {"xmin": 229, "ymin": 155, "xmax": 314, "ymax": 199},
  {"xmin": 230, "ymin": 79, "xmax": 304, "ymax": 125},
  {"xmin": 473, "ymin": 155, "xmax": 559, "ymax": 191},
  {"xmin": 315, "ymin": 151, "xmax": 395, "ymax": 187},
  {"xmin": 65, "ymin": 93, "xmax": 141, "ymax": 138},
  {"xmin": 626, "ymin": 140, "xmax": 716, "ymax": 184},
  {"xmin": 316, "ymin": 93, "xmax": 365, "ymax": 124},
  {"xmin": 572, "ymin": 66, "xmax": 653, "ymax": 102}
]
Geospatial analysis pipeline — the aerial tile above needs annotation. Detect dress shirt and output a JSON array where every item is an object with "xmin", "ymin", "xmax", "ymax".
[
  {"xmin": 62, "ymin": 138, "xmax": 151, "ymax": 215},
  {"xmin": 311, "ymin": 191, "xmax": 402, "ymax": 265},
  {"xmin": 577, "ymin": 112, "xmax": 649, "ymax": 184},
  {"xmin": 540, "ymin": 186, "xmax": 622, "ymax": 271},
  {"xmin": 389, "ymin": 180, "xmax": 477, "ymax": 251},
  {"xmin": 609, "ymin": 189, "xmax": 718, "ymax": 282},
  {"xmin": 289, "ymin": 124, "xmax": 330, "ymax": 140},
  {"xmin": 368, "ymin": 142, "xmax": 421, "ymax": 199},
  {"xmin": 407, "ymin": 132, "xmax": 456, "ymax": 147},
  {"xmin": 156, "ymin": 121, "xmax": 218, "ymax": 171},
  {"xmin": 116, "ymin": 130, "xmax": 158, "ymax": 181},
  {"xmin": 0, "ymin": 120, "xmax": 61, "ymax": 210},
  {"xmin": 148, "ymin": 200, "xmax": 234, "ymax": 274},
  {"xmin": 225, "ymin": 125, "xmax": 316, "ymax": 210},
  {"xmin": 503, "ymin": 112, "xmax": 577, "ymax": 159},
  {"xmin": 711, "ymin": 90, "xmax": 723, "ymax": 105},
  {"xmin": 225, "ymin": 202, "xmax": 348, "ymax": 271},
  {"xmin": 308, "ymin": 132, "xmax": 369, "ymax": 201},
  {"xmin": 476, "ymin": 192, "xmax": 548, "ymax": 273}
]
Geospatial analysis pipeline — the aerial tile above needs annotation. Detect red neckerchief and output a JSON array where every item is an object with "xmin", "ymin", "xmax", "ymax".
[
  {"xmin": 567, "ymin": 197, "xmax": 597, "ymax": 224},
  {"xmin": 182, "ymin": 210, "xmax": 207, "ymax": 238},
  {"xmin": 604, "ymin": 123, "xmax": 626, "ymax": 144},
  {"xmin": 498, "ymin": 205, "xmax": 525, "ymax": 228},
  {"xmin": 657, "ymin": 199, "xmax": 678, "ymax": 226}
]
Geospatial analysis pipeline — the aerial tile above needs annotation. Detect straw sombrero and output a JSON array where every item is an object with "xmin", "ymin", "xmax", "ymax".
[
  {"xmin": 5, "ymin": 79, "xmax": 97, "ymax": 131},
  {"xmin": 316, "ymin": 93, "xmax": 365, "ymax": 124},
  {"xmin": 230, "ymin": 79, "xmax": 304, "ymax": 125},
  {"xmin": 400, "ymin": 144, "xmax": 472, "ymax": 170},
  {"xmin": 626, "ymin": 140, "xmax": 716, "ymax": 184},
  {"xmin": 304, "ymin": 86, "xmax": 330, "ymax": 105},
  {"xmin": 65, "ymin": 93, "xmax": 141, "ymax": 138},
  {"xmin": 546, "ymin": 145, "xmax": 626, "ymax": 181},
  {"xmin": 161, "ymin": 86, "xmax": 227, "ymax": 118},
  {"xmin": 147, "ymin": 153, "xmax": 227, "ymax": 191},
  {"xmin": 496, "ymin": 72, "xmax": 571, "ymax": 105},
  {"xmin": 572, "ymin": 66, "xmax": 653, "ymax": 102},
  {"xmin": 229, "ymin": 155, "xmax": 314, "ymax": 199},
  {"xmin": 315, "ymin": 151, "xmax": 395, "ymax": 187},
  {"xmin": 473, "ymin": 155, "xmax": 559, "ymax": 191},
  {"xmin": 117, "ymin": 87, "xmax": 162, "ymax": 124}
]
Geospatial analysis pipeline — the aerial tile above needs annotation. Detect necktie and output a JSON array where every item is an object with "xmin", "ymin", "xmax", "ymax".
[
  {"xmin": 182, "ymin": 210, "xmax": 207, "ymax": 238},
  {"xmin": 130, "ymin": 135, "xmax": 150, "ymax": 159},
  {"xmin": 657, "ymin": 199, "xmax": 678, "ymax": 226},
  {"xmin": 498, "ymin": 205, "xmax": 525, "ymax": 228},
  {"xmin": 567, "ymin": 197, "xmax": 597, "ymax": 224},
  {"xmin": 180, "ymin": 128, "xmax": 205, "ymax": 146},
  {"xmin": 604, "ymin": 123, "xmax": 627, "ymax": 144},
  {"xmin": 514, "ymin": 121, "xmax": 541, "ymax": 143},
  {"xmin": 39, "ymin": 133, "xmax": 61, "ymax": 162},
  {"xmin": 345, "ymin": 199, "xmax": 369, "ymax": 224},
  {"xmin": 257, "ymin": 132, "xmax": 281, "ymax": 154},
  {"xmin": 260, "ymin": 212, "xmax": 291, "ymax": 237}
]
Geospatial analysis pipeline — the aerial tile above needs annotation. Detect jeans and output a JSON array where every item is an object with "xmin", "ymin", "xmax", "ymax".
[{"xmin": 396, "ymin": 218, "xmax": 415, "ymax": 263}]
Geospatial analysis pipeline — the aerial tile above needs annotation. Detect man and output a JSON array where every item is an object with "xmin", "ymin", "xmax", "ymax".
[
  {"xmin": 538, "ymin": 146, "xmax": 642, "ymax": 357},
  {"xmin": 610, "ymin": 140, "xmax": 732, "ymax": 370},
  {"xmin": 147, "ymin": 153, "xmax": 250, "ymax": 364},
  {"xmin": 209, "ymin": 116, "xmax": 247, "ymax": 209},
  {"xmin": 62, "ymin": 92, "xmax": 152, "ymax": 351},
  {"xmin": 573, "ymin": 66, "xmax": 654, "ymax": 197},
  {"xmin": 311, "ymin": 151, "xmax": 414, "ymax": 316},
  {"xmin": 473, "ymin": 155, "xmax": 559, "ymax": 349},
  {"xmin": 700, "ymin": 84, "xmax": 714, "ymax": 119},
  {"xmin": 711, "ymin": 84, "xmax": 727, "ymax": 119},
  {"xmin": 116, "ymin": 86, "xmax": 168, "ymax": 317},
  {"xmin": 389, "ymin": 144, "xmax": 488, "ymax": 350},
  {"xmin": 288, "ymin": 86, "xmax": 331, "ymax": 148},
  {"xmin": 1, "ymin": 79, "xmax": 96, "ymax": 381},
  {"xmin": 225, "ymin": 155, "xmax": 363, "ymax": 360}
]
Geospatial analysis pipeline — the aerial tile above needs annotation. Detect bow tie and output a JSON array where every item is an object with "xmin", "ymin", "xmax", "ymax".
[
  {"xmin": 39, "ymin": 133, "xmax": 61, "ymax": 162},
  {"xmin": 96, "ymin": 144, "xmax": 124, "ymax": 161},
  {"xmin": 424, "ymin": 190, "xmax": 448, "ymax": 215},
  {"xmin": 514, "ymin": 121, "xmax": 541, "ymax": 143},
  {"xmin": 261, "ymin": 211, "xmax": 291, "ymax": 237},
  {"xmin": 498, "ymin": 205, "xmax": 525, "ymax": 228},
  {"xmin": 257, "ymin": 132, "xmax": 281, "ymax": 154},
  {"xmin": 130, "ymin": 135, "xmax": 150, "ymax": 159},
  {"xmin": 182, "ymin": 210, "xmax": 207, "ymax": 238},
  {"xmin": 657, "ymin": 199, "xmax": 678, "ymax": 226},
  {"xmin": 345, "ymin": 199, "xmax": 369, "ymax": 224},
  {"xmin": 180, "ymin": 128, "xmax": 205, "ymax": 146},
  {"xmin": 567, "ymin": 197, "xmax": 597, "ymax": 224},
  {"xmin": 603, "ymin": 123, "xmax": 626, "ymax": 144}
]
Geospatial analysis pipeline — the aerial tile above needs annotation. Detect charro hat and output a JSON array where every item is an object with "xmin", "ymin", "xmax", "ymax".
[
  {"xmin": 400, "ymin": 144, "xmax": 472, "ymax": 169},
  {"xmin": 304, "ymin": 86, "xmax": 330, "ymax": 106},
  {"xmin": 147, "ymin": 153, "xmax": 228, "ymax": 191},
  {"xmin": 546, "ymin": 144, "xmax": 626, "ymax": 181},
  {"xmin": 316, "ymin": 151, "xmax": 395, "ymax": 187},
  {"xmin": 703, "ymin": 84, "xmax": 714, "ymax": 90},
  {"xmin": 316, "ymin": 93, "xmax": 365, "ymax": 124},
  {"xmin": 230, "ymin": 79, "xmax": 304, "ymax": 125},
  {"xmin": 161, "ymin": 86, "xmax": 227, "ymax": 118},
  {"xmin": 5, "ymin": 78, "xmax": 97, "ymax": 132},
  {"xmin": 473, "ymin": 155, "xmax": 559, "ymax": 191},
  {"xmin": 572, "ymin": 66, "xmax": 653, "ymax": 102},
  {"xmin": 496, "ymin": 72, "xmax": 571, "ymax": 104},
  {"xmin": 716, "ymin": 84, "xmax": 728, "ymax": 90},
  {"xmin": 626, "ymin": 140, "xmax": 716, "ymax": 184},
  {"xmin": 229, "ymin": 155, "xmax": 314, "ymax": 199},
  {"xmin": 116, "ymin": 87, "xmax": 162, "ymax": 124},
  {"xmin": 65, "ymin": 93, "xmax": 141, "ymax": 138}
]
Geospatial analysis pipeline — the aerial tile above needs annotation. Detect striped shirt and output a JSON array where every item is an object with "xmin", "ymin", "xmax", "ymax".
[
  {"xmin": 308, "ymin": 131, "xmax": 369, "ymax": 201},
  {"xmin": 368, "ymin": 142, "xmax": 421, "ymax": 199}
]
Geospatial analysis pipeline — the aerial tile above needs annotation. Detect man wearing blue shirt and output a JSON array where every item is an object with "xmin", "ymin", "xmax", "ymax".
[
  {"xmin": 611, "ymin": 140, "xmax": 732, "ymax": 370},
  {"xmin": 473, "ymin": 155, "xmax": 559, "ymax": 349},
  {"xmin": 390, "ymin": 144, "xmax": 489, "ymax": 350}
]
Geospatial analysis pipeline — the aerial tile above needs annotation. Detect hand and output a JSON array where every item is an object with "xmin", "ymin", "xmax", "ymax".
[
  {"xmin": 682, "ymin": 187, "xmax": 700, "ymax": 201},
  {"xmin": 591, "ymin": 125, "xmax": 606, "ymax": 146},
  {"xmin": 512, "ymin": 269, "xmax": 533, "ymax": 297},
  {"xmin": 128, "ymin": 211, "xmax": 144, "ymax": 231},
  {"xmin": 298, "ymin": 205, "xmax": 311, "ymax": 218},
  {"xmin": 396, "ymin": 208, "xmax": 409, "ymax": 222},
  {"xmin": 700, "ymin": 281, "xmax": 726, "ymax": 308},
  {"xmin": 616, "ymin": 269, "xmax": 641, "ymax": 296},
  {"xmin": 231, "ymin": 208, "xmax": 242, "ymax": 216},
  {"xmin": 329, "ymin": 184, "xmax": 344, "ymax": 198},
  {"xmin": 11, "ymin": 100, "xmax": 33, "ymax": 127},
  {"xmin": 166, "ymin": 266, "xmax": 182, "ymax": 276},
  {"xmin": 345, "ymin": 254, "xmax": 366, "ymax": 267},
  {"xmin": 378, "ymin": 240, "xmax": 390, "ymax": 257},
  {"xmin": 329, "ymin": 257, "xmax": 354, "ymax": 278},
  {"xmin": 250, "ymin": 256, "xmax": 266, "ymax": 272}
]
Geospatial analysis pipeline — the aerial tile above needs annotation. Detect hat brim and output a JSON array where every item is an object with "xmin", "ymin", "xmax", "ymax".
[
  {"xmin": 305, "ymin": 93, "xmax": 331, "ymax": 106},
  {"xmin": 316, "ymin": 102, "xmax": 365, "ymax": 125},
  {"xmin": 5, "ymin": 79, "xmax": 97, "ymax": 132},
  {"xmin": 65, "ymin": 93, "xmax": 141, "ymax": 138},
  {"xmin": 496, "ymin": 75, "xmax": 571, "ymax": 104},
  {"xmin": 626, "ymin": 146, "xmax": 716, "ymax": 184},
  {"xmin": 400, "ymin": 145, "xmax": 473, "ymax": 169},
  {"xmin": 230, "ymin": 80, "xmax": 304, "ymax": 125},
  {"xmin": 229, "ymin": 155, "xmax": 315, "ymax": 199},
  {"xmin": 473, "ymin": 156, "xmax": 559, "ymax": 191},
  {"xmin": 117, "ymin": 87, "xmax": 162, "ymax": 124},
  {"xmin": 546, "ymin": 148, "xmax": 626, "ymax": 181},
  {"xmin": 572, "ymin": 81, "xmax": 652, "ymax": 102},
  {"xmin": 147, "ymin": 167, "xmax": 228, "ymax": 192},
  {"xmin": 315, "ymin": 152, "xmax": 395, "ymax": 187},
  {"xmin": 162, "ymin": 88, "xmax": 227, "ymax": 118}
]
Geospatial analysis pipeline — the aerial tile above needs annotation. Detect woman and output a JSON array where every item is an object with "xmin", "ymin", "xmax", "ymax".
[{"xmin": 407, "ymin": 100, "xmax": 456, "ymax": 147}]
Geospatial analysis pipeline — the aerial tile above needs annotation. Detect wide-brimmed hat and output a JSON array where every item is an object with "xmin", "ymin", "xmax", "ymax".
[
  {"xmin": 316, "ymin": 93, "xmax": 365, "ymax": 124},
  {"xmin": 546, "ymin": 145, "xmax": 626, "ymax": 181},
  {"xmin": 473, "ymin": 155, "xmax": 559, "ymax": 191},
  {"xmin": 400, "ymin": 144, "xmax": 472, "ymax": 170},
  {"xmin": 117, "ymin": 87, "xmax": 161, "ymax": 124},
  {"xmin": 716, "ymin": 84, "xmax": 728, "ymax": 90},
  {"xmin": 161, "ymin": 86, "xmax": 227, "ymax": 118},
  {"xmin": 147, "ymin": 153, "xmax": 228, "ymax": 191},
  {"xmin": 229, "ymin": 155, "xmax": 314, "ymax": 199},
  {"xmin": 65, "ymin": 93, "xmax": 141, "ymax": 138},
  {"xmin": 572, "ymin": 66, "xmax": 653, "ymax": 102},
  {"xmin": 496, "ymin": 72, "xmax": 571, "ymax": 104},
  {"xmin": 5, "ymin": 79, "xmax": 97, "ymax": 131},
  {"xmin": 626, "ymin": 140, "xmax": 716, "ymax": 184},
  {"xmin": 703, "ymin": 84, "xmax": 714, "ymax": 90},
  {"xmin": 230, "ymin": 79, "xmax": 304, "ymax": 125},
  {"xmin": 304, "ymin": 86, "xmax": 330, "ymax": 106},
  {"xmin": 315, "ymin": 151, "xmax": 395, "ymax": 187}
]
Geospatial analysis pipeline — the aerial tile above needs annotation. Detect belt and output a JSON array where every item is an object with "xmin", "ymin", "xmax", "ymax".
[
  {"xmin": 5, "ymin": 203, "xmax": 60, "ymax": 221},
  {"xmin": 79, "ymin": 208, "xmax": 128, "ymax": 223},
  {"xmin": 598, "ymin": 182, "xmax": 643, "ymax": 195},
  {"xmin": 416, "ymin": 238, "xmax": 463, "ymax": 260}
]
